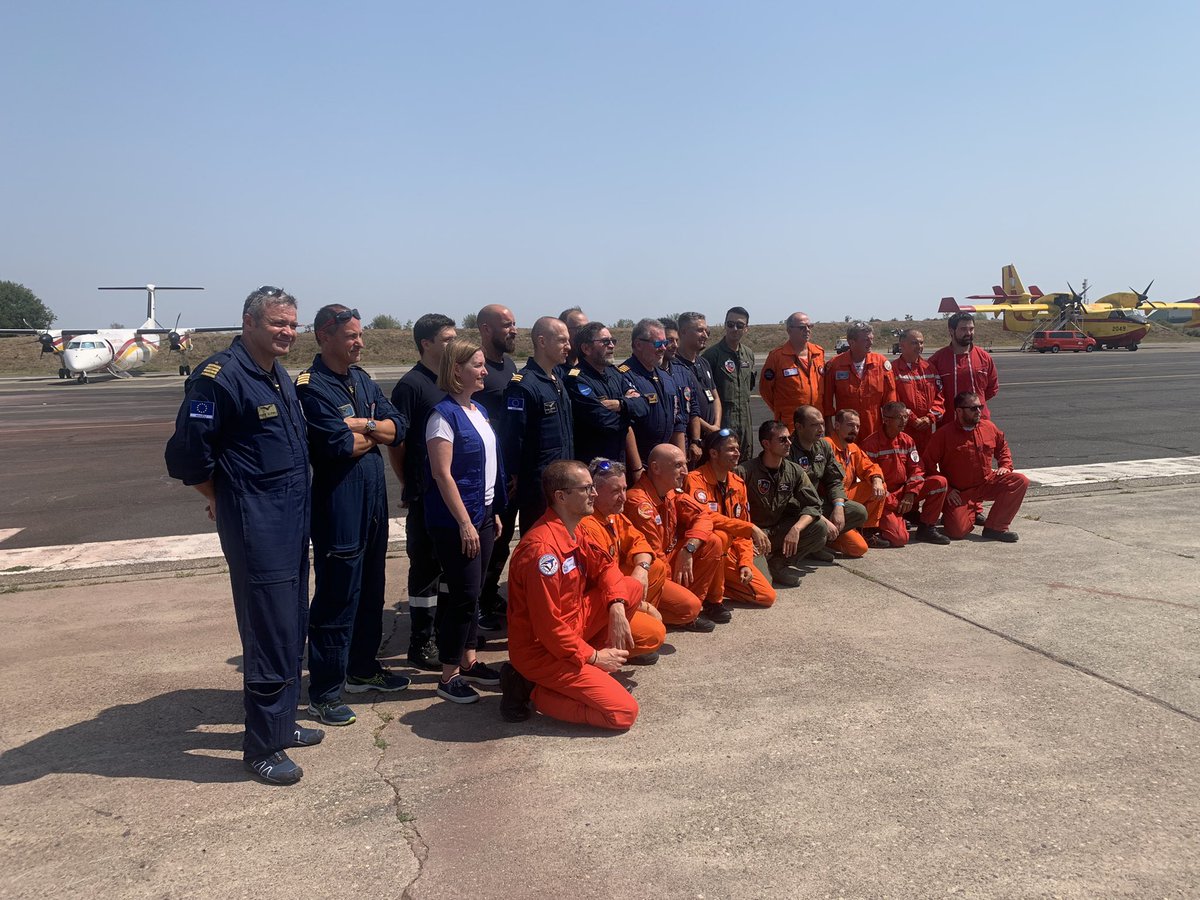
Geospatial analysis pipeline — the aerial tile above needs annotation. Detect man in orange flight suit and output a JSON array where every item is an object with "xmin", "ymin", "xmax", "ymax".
[
  {"xmin": 858, "ymin": 401, "xmax": 952, "ymax": 547},
  {"xmin": 579, "ymin": 457, "xmax": 713, "ymax": 632},
  {"xmin": 502, "ymin": 460, "xmax": 665, "ymax": 728},
  {"xmin": 684, "ymin": 429, "xmax": 777, "ymax": 606},
  {"xmin": 828, "ymin": 409, "xmax": 887, "ymax": 548},
  {"xmin": 822, "ymin": 321, "xmax": 897, "ymax": 439},
  {"xmin": 891, "ymin": 328, "xmax": 944, "ymax": 453},
  {"xmin": 760, "ymin": 311, "xmax": 825, "ymax": 433},
  {"xmin": 922, "ymin": 392, "xmax": 1028, "ymax": 543},
  {"xmin": 624, "ymin": 443, "xmax": 729, "ymax": 625}
]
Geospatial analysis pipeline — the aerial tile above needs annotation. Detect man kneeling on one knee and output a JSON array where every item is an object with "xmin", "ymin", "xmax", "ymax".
[{"xmin": 501, "ymin": 460, "xmax": 665, "ymax": 729}]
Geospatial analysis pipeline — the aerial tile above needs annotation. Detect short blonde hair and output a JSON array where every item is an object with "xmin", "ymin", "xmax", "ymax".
[{"xmin": 438, "ymin": 337, "xmax": 483, "ymax": 394}]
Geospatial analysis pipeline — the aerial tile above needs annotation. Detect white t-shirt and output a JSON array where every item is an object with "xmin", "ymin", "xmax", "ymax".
[{"xmin": 425, "ymin": 403, "xmax": 498, "ymax": 506}]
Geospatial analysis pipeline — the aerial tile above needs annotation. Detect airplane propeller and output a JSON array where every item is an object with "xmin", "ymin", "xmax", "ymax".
[
  {"xmin": 1130, "ymin": 280, "xmax": 1155, "ymax": 308},
  {"xmin": 168, "ymin": 313, "xmax": 185, "ymax": 351},
  {"xmin": 21, "ymin": 318, "xmax": 56, "ymax": 356}
]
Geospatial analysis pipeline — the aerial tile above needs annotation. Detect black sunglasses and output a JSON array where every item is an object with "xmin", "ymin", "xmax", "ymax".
[
  {"xmin": 331, "ymin": 308, "xmax": 360, "ymax": 325},
  {"xmin": 588, "ymin": 337, "xmax": 616, "ymax": 346},
  {"xmin": 255, "ymin": 285, "xmax": 285, "ymax": 298}
]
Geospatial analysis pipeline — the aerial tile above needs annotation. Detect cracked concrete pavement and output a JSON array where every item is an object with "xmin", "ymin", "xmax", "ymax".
[{"xmin": 0, "ymin": 483, "xmax": 1197, "ymax": 898}]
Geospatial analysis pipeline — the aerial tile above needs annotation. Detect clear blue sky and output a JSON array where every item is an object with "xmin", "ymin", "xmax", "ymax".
[{"xmin": 3, "ymin": 1, "xmax": 1197, "ymax": 330}]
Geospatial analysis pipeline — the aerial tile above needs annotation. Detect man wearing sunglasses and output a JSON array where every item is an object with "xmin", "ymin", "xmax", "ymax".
[
  {"xmin": 295, "ymin": 305, "xmax": 410, "ymax": 730},
  {"xmin": 702, "ymin": 306, "xmax": 757, "ymax": 455},
  {"xmin": 673, "ymin": 312, "xmax": 723, "ymax": 458},
  {"xmin": 166, "ymin": 286, "xmax": 315, "ymax": 785},
  {"xmin": 922, "ymin": 392, "xmax": 1028, "ymax": 542},
  {"xmin": 761, "ymin": 311, "xmax": 825, "ymax": 434},
  {"xmin": 566, "ymin": 321, "xmax": 649, "ymax": 466},
  {"xmin": 620, "ymin": 318, "xmax": 687, "ymax": 472}
]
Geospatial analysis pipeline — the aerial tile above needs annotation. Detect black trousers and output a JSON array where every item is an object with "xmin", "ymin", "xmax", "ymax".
[
  {"xmin": 405, "ymin": 496, "xmax": 441, "ymax": 652},
  {"xmin": 431, "ymin": 507, "xmax": 495, "ymax": 667},
  {"xmin": 480, "ymin": 502, "xmax": 517, "ymax": 615}
]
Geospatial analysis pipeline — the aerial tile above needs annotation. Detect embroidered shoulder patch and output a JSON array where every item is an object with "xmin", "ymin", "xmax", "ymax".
[
  {"xmin": 910, "ymin": 449, "xmax": 920, "ymax": 463},
  {"xmin": 762, "ymin": 369, "xmax": 775, "ymax": 381},
  {"xmin": 538, "ymin": 554, "xmax": 559, "ymax": 576},
  {"xmin": 884, "ymin": 359, "xmax": 893, "ymax": 371},
  {"xmin": 188, "ymin": 400, "xmax": 214, "ymax": 420},
  {"xmin": 637, "ymin": 501, "xmax": 655, "ymax": 519},
  {"xmin": 507, "ymin": 396, "xmax": 525, "ymax": 411},
  {"xmin": 695, "ymin": 490, "xmax": 707, "ymax": 503}
]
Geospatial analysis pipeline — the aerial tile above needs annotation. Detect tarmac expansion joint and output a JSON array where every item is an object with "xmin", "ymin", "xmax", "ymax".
[{"xmin": 370, "ymin": 705, "xmax": 429, "ymax": 898}]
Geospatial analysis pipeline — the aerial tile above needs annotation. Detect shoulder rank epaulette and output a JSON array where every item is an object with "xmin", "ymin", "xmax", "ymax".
[
  {"xmin": 616, "ymin": 364, "xmax": 630, "ymax": 373},
  {"xmin": 295, "ymin": 371, "xmax": 311, "ymax": 386},
  {"xmin": 510, "ymin": 373, "xmax": 524, "ymax": 382},
  {"xmin": 201, "ymin": 362, "xmax": 222, "ymax": 379},
  {"xmin": 568, "ymin": 368, "xmax": 580, "ymax": 377}
]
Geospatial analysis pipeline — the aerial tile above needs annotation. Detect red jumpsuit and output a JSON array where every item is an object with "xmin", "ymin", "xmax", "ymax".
[
  {"xmin": 578, "ymin": 512, "xmax": 702, "ymax": 626},
  {"xmin": 684, "ymin": 464, "xmax": 776, "ymax": 606},
  {"xmin": 857, "ymin": 430, "xmax": 948, "ymax": 547},
  {"xmin": 927, "ymin": 345, "xmax": 998, "ymax": 420},
  {"xmin": 508, "ymin": 511, "xmax": 661, "ymax": 730},
  {"xmin": 923, "ymin": 420, "xmax": 1029, "ymax": 538},
  {"xmin": 760, "ymin": 342, "xmax": 825, "ymax": 432},
  {"xmin": 891, "ymin": 355, "xmax": 944, "ymax": 452},
  {"xmin": 624, "ymin": 474, "xmax": 725, "ymax": 608},
  {"xmin": 822, "ymin": 351, "xmax": 897, "ymax": 439}
]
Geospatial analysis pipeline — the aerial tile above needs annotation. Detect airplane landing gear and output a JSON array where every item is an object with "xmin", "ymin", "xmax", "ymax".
[
  {"xmin": 178, "ymin": 364, "xmax": 192, "ymax": 376},
  {"xmin": 77, "ymin": 372, "xmax": 89, "ymax": 384},
  {"xmin": 1128, "ymin": 344, "xmax": 1139, "ymax": 351},
  {"xmin": 58, "ymin": 367, "xmax": 69, "ymax": 379}
]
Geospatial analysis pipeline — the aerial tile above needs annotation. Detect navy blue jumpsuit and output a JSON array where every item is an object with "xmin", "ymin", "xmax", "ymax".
[
  {"xmin": 564, "ymin": 360, "xmax": 649, "ymax": 465},
  {"xmin": 501, "ymin": 360, "xmax": 574, "ymax": 534},
  {"xmin": 295, "ymin": 355, "xmax": 405, "ymax": 705},
  {"xmin": 620, "ymin": 356, "xmax": 688, "ymax": 464},
  {"xmin": 165, "ymin": 337, "xmax": 310, "ymax": 761}
]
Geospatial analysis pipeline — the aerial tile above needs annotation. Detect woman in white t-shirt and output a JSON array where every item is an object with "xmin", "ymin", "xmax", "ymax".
[{"xmin": 424, "ymin": 338, "xmax": 506, "ymax": 705}]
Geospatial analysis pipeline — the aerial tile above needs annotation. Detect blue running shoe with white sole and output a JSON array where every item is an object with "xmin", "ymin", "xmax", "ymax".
[
  {"xmin": 307, "ymin": 701, "xmax": 356, "ymax": 726},
  {"xmin": 245, "ymin": 750, "xmax": 303, "ymax": 785}
]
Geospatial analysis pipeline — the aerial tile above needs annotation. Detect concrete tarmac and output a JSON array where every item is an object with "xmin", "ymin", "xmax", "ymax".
[
  {"xmin": 3, "ymin": 345, "xmax": 1200, "ymax": 549},
  {"xmin": 0, "ymin": 482, "xmax": 1197, "ymax": 898}
]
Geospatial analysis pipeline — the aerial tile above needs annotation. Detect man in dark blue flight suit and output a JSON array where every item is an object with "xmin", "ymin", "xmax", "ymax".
[
  {"xmin": 621, "ymin": 317, "xmax": 687, "ymax": 474},
  {"xmin": 165, "ymin": 286, "xmax": 315, "ymax": 786},
  {"xmin": 502, "ymin": 316, "xmax": 574, "ymax": 534},
  {"xmin": 673, "ymin": 312, "xmax": 724, "ymax": 467},
  {"xmin": 660, "ymin": 317, "xmax": 703, "ymax": 464},
  {"xmin": 565, "ymin": 321, "xmax": 649, "ymax": 465},
  {"xmin": 296, "ymin": 305, "xmax": 410, "ymax": 730}
]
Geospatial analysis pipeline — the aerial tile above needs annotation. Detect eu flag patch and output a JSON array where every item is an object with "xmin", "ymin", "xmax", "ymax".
[{"xmin": 189, "ymin": 400, "xmax": 215, "ymax": 420}]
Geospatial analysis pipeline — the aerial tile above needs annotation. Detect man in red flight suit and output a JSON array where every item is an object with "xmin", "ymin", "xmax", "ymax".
[
  {"xmin": 684, "ymin": 429, "xmax": 776, "ymax": 606},
  {"xmin": 624, "ymin": 443, "xmax": 729, "ymax": 625},
  {"xmin": 891, "ymin": 329, "xmax": 944, "ymax": 453},
  {"xmin": 828, "ymin": 409, "xmax": 887, "ymax": 548},
  {"xmin": 858, "ymin": 401, "xmax": 951, "ymax": 547},
  {"xmin": 760, "ymin": 311, "xmax": 825, "ymax": 433},
  {"xmin": 502, "ymin": 460, "xmax": 665, "ymax": 728},
  {"xmin": 922, "ymin": 392, "xmax": 1028, "ymax": 542},
  {"xmin": 822, "ymin": 321, "xmax": 897, "ymax": 439},
  {"xmin": 927, "ymin": 312, "xmax": 999, "ymax": 420}
]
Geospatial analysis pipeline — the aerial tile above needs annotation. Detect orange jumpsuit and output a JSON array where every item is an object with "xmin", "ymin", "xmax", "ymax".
[
  {"xmin": 829, "ymin": 434, "xmax": 885, "ymax": 530},
  {"xmin": 760, "ymin": 342, "xmax": 825, "ymax": 432},
  {"xmin": 821, "ymin": 351, "xmax": 897, "ymax": 440},
  {"xmin": 891, "ymin": 355, "xmax": 944, "ymax": 452},
  {"xmin": 684, "ymin": 464, "xmax": 776, "ymax": 606},
  {"xmin": 923, "ymin": 420, "xmax": 1029, "ymax": 539},
  {"xmin": 578, "ymin": 512, "xmax": 702, "ymax": 626},
  {"xmin": 624, "ymin": 474, "xmax": 725, "ymax": 608},
  {"xmin": 858, "ymin": 429, "xmax": 948, "ymax": 547},
  {"xmin": 508, "ymin": 510, "xmax": 663, "ymax": 730}
]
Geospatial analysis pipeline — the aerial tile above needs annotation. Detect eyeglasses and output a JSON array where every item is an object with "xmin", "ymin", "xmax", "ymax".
[
  {"xmin": 588, "ymin": 337, "xmax": 616, "ymax": 346},
  {"xmin": 725, "ymin": 321, "xmax": 747, "ymax": 330},
  {"xmin": 561, "ymin": 483, "xmax": 598, "ymax": 495}
]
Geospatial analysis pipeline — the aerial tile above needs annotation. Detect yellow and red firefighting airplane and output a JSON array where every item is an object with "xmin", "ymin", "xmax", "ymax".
[
  {"xmin": 939, "ymin": 264, "xmax": 1177, "ymax": 350},
  {"xmin": 0, "ymin": 285, "xmax": 239, "ymax": 383}
]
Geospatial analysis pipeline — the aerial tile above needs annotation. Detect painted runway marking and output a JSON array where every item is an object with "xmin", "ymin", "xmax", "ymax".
[
  {"xmin": 0, "ymin": 519, "xmax": 408, "ymax": 574},
  {"xmin": 1023, "ymin": 455, "xmax": 1200, "ymax": 487},
  {"xmin": 1003, "ymin": 373, "xmax": 1200, "ymax": 388},
  {"xmin": 0, "ymin": 528, "xmax": 25, "ymax": 545}
]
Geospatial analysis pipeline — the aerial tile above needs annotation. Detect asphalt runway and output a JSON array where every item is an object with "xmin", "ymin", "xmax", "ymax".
[{"xmin": 2, "ymin": 345, "xmax": 1199, "ymax": 549}]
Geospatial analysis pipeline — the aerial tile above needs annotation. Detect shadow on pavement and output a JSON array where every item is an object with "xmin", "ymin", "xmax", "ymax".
[{"xmin": 0, "ymin": 688, "xmax": 252, "ymax": 785}]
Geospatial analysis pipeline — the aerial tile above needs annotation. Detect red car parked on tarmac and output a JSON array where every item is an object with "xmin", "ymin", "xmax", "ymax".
[{"xmin": 1031, "ymin": 330, "xmax": 1098, "ymax": 353}]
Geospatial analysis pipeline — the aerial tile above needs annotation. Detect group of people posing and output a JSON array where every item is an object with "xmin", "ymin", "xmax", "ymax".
[{"xmin": 165, "ymin": 287, "xmax": 1029, "ymax": 785}]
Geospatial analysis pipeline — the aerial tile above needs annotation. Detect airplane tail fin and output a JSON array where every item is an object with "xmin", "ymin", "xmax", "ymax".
[
  {"xmin": 1001, "ymin": 264, "xmax": 1026, "ymax": 300},
  {"xmin": 939, "ymin": 297, "xmax": 961, "ymax": 314},
  {"xmin": 1029, "ymin": 285, "xmax": 1043, "ymax": 298}
]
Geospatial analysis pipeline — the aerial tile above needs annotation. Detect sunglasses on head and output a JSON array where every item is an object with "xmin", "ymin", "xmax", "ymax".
[
  {"xmin": 330, "ymin": 308, "xmax": 360, "ymax": 326},
  {"xmin": 592, "ymin": 459, "xmax": 615, "ymax": 472}
]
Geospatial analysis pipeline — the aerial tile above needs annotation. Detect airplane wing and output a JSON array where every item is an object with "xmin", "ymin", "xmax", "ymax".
[
  {"xmin": 136, "ymin": 325, "xmax": 241, "ymax": 336},
  {"xmin": 1135, "ymin": 300, "xmax": 1200, "ymax": 311},
  {"xmin": 0, "ymin": 329, "xmax": 43, "ymax": 336}
]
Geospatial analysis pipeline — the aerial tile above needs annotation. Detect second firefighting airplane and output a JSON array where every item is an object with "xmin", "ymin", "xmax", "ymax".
[{"xmin": 0, "ymin": 285, "xmax": 240, "ymax": 383}]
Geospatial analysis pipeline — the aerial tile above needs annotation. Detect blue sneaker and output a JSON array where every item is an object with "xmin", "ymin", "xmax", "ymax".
[
  {"xmin": 307, "ymin": 700, "xmax": 356, "ymax": 726},
  {"xmin": 290, "ymin": 726, "xmax": 325, "ymax": 747},
  {"xmin": 345, "ymin": 668, "xmax": 411, "ymax": 693},
  {"xmin": 436, "ymin": 675, "xmax": 480, "ymax": 705},
  {"xmin": 245, "ymin": 750, "xmax": 303, "ymax": 785},
  {"xmin": 459, "ymin": 660, "xmax": 501, "ymax": 685}
]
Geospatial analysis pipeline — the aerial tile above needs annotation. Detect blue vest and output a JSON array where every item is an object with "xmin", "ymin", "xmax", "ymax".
[{"xmin": 423, "ymin": 397, "xmax": 505, "ymax": 529}]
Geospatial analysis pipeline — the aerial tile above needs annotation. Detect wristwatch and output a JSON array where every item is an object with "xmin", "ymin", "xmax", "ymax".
[
  {"xmin": 365, "ymin": 419, "xmax": 376, "ymax": 432},
  {"xmin": 684, "ymin": 539, "xmax": 700, "ymax": 554},
  {"xmin": 637, "ymin": 561, "xmax": 651, "ymax": 571}
]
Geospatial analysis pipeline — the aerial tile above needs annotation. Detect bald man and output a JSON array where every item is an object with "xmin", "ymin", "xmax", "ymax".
[{"xmin": 502, "ymin": 316, "xmax": 575, "ymax": 533}]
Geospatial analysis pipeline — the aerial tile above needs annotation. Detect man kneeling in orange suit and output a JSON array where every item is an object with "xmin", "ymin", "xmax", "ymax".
[
  {"xmin": 828, "ymin": 408, "xmax": 888, "ymax": 550},
  {"xmin": 624, "ymin": 443, "xmax": 730, "ymax": 626},
  {"xmin": 501, "ymin": 460, "xmax": 665, "ymax": 728},
  {"xmin": 684, "ymin": 429, "xmax": 777, "ymax": 606},
  {"xmin": 579, "ymin": 457, "xmax": 714, "ymax": 633}
]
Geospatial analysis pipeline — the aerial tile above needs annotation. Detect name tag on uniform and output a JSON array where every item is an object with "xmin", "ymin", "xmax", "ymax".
[
  {"xmin": 739, "ymin": 360, "xmax": 751, "ymax": 368},
  {"xmin": 257, "ymin": 404, "xmax": 279, "ymax": 420},
  {"xmin": 543, "ymin": 400, "xmax": 557, "ymax": 415},
  {"xmin": 338, "ymin": 403, "xmax": 354, "ymax": 416},
  {"xmin": 562, "ymin": 555, "xmax": 577, "ymax": 575},
  {"xmin": 704, "ymin": 389, "xmax": 715, "ymax": 402},
  {"xmin": 783, "ymin": 367, "xmax": 799, "ymax": 377},
  {"xmin": 836, "ymin": 371, "xmax": 850, "ymax": 381},
  {"xmin": 646, "ymin": 392, "xmax": 658, "ymax": 404}
]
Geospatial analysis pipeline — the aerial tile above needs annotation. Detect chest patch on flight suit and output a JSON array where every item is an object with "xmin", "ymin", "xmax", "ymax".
[
  {"xmin": 796, "ymin": 456, "xmax": 810, "ymax": 468},
  {"xmin": 507, "ymin": 396, "xmax": 525, "ymax": 411},
  {"xmin": 543, "ymin": 401, "xmax": 557, "ymax": 415},
  {"xmin": 705, "ymin": 389, "xmax": 715, "ymax": 401},
  {"xmin": 723, "ymin": 359, "xmax": 736, "ymax": 375},
  {"xmin": 561, "ymin": 555, "xmax": 577, "ymax": 575},
  {"xmin": 910, "ymin": 449, "xmax": 920, "ymax": 462},
  {"xmin": 257, "ymin": 404, "xmax": 279, "ymax": 420},
  {"xmin": 708, "ymin": 502, "xmax": 719, "ymax": 512},
  {"xmin": 757, "ymin": 479, "xmax": 771, "ymax": 495},
  {"xmin": 836, "ymin": 370, "xmax": 849, "ymax": 380},
  {"xmin": 538, "ymin": 554, "xmax": 559, "ymax": 576},
  {"xmin": 783, "ymin": 367, "xmax": 799, "ymax": 377},
  {"xmin": 338, "ymin": 403, "xmax": 354, "ymax": 416},
  {"xmin": 762, "ymin": 369, "xmax": 775, "ymax": 381},
  {"xmin": 637, "ymin": 501, "xmax": 655, "ymax": 519},
  {"xmin": 683, "ymin": 386, "xmax": 692, "ymax": 401},
  {"xmin": 695, "ymin": 490, "xmax": 707, "ymax": 503},
  {"xmin": 646, "ymin": 392, "xmax": 658, "ymax": 404},
  {"xmin": 734, "ymin": 502, "xmax": 742, "ymax": 517},
  {"xmin": 189, "ymin": 400, "xmax": 214, "ymax": 420},
  {"xmin": 578, "ymin": 384, "xmax": 593, "ymax": 396},
  {"xmin": 779, "ymin": 482, "xmax": 791, "ymax": 492}
]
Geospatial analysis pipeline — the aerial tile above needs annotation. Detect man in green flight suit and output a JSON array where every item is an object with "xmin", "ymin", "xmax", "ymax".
[{"xmin": 702, "ymin": 305, "xmax": 757, "ymax": 456}]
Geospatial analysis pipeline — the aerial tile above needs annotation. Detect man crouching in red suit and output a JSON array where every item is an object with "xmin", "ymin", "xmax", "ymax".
[{"xmin": 501, "ymin": 460, "xmax": 664, "ymax": 728}]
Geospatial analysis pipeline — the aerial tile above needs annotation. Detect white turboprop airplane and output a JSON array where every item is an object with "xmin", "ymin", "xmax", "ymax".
[{"xmin": 0, "ymin": 284, "xmax": 240, "ymax": 383}]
